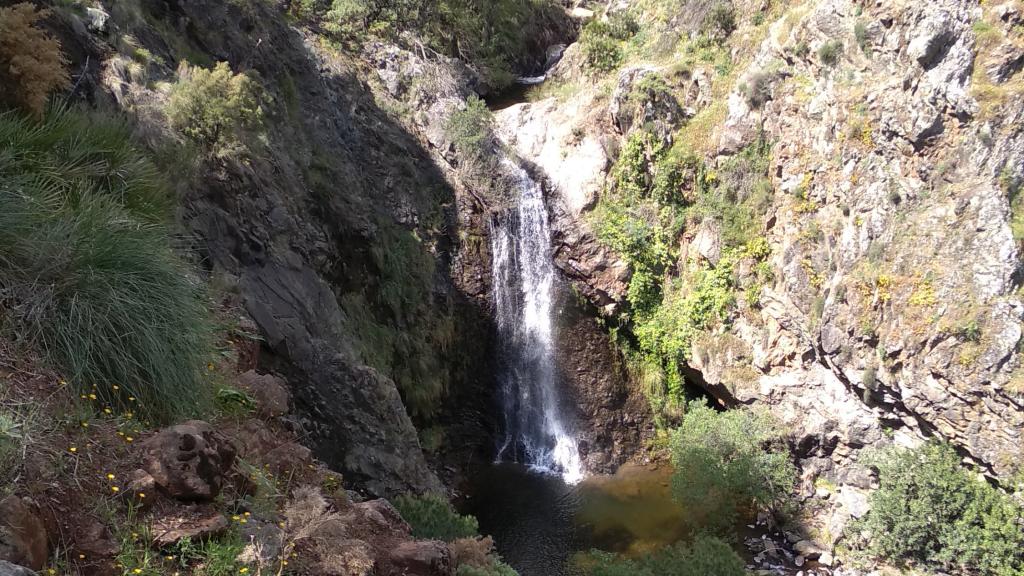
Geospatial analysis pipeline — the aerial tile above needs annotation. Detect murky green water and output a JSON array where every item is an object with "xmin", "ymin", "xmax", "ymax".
[{"xmin": 459, "ymin": 463, "xmax": 688, "ymax": 576}]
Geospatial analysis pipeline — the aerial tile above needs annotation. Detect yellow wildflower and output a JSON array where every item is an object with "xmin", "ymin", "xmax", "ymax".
[
  {"xmin": 111, "ymin": 486, "xmax": 120, "ymax": 493},
  {"xmin": 106, "ymin": 473, "xmax": 115, "ymax": 480},
  {"xmin": 88, "ymin": 394, "xmax": 96, "ymax": 400},
  {"xmin": 69, "ymin": 447, "xmax": 77, "ymax": 453}
]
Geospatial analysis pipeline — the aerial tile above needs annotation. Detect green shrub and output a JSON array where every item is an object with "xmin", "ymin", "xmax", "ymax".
[
  {"xmin": 607, "ymin": 11, "xmax": 640, "ymax": 40},
  {"xmin": 577, "ymin": 534, "xmax": 744, "ymax": 576},
  {"xmin": 851, "ymin": 442, "xmax": 1024, "ymax": 575},
  {"xmin": 743, "ymin": 71, "xmax": 773, "ymax": 109},
  {"xmin": 446, "ymin": 95, "xmax": 494, "ymax": 166},
  {"xmin": 0, "ymin": 108, "xmax": 213, "ymax": 422},
  {"xmin": 817, "ymin": 40, "xmax": 843, "ymax": 66},
  {"xmin": 166, "ymin": 61, "xmax": 264, "ymax": 157},
  {"xmin": 580, "ymin": 20, "xmax": 624, "ymax": 73},
  {"xmin": 669, "ymin": 400, "xmax": 795, "ymax": 531},
  {"xmin": 323, "ymin": 0, "xmax": 370, "ymax": 39},
  {"xmin": 393, "ymin": 494, "xmax": 479, "ymax": 541},
  {"xmin": 701, "ymin": 3, "xmax": 737, "ymax": 41},
  {"xmin": 854, "ymin": 21, "xmax": 870, "ymax": 53}
]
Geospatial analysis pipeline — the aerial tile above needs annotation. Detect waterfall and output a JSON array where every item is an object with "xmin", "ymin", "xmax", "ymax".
[{"xmin": 490, "ymin": 160, "xmax": 584, "ymax": 485}]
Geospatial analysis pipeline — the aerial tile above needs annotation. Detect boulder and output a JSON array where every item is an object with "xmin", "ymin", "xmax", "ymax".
[
  {"xmin": 236, "ymin": 521, "xmax": 284, "ymax": 565},
  {"xmin": 236, "ymin": 371, "xmax": 290, "ymax": 417},
  {"xmin": 0, "ymin": 497, "xmax": 47, "ymax": 571},
  {"xmin": 351, "ymin": 499, "xmax": 410, "ymax": 537},
  {"xmin": 907, "ymin": 11, "xmax": 954, "ymax": 69},
  {"xmin": 387, "ymin": 541, "xmax": 453, "ymax": 576},
  {"xmin": 151, "ymin": 512, "xmax": 229, "ymax": 547},
  {"xmin": 141, "ymin": 421, "xmax": 236, "ymax": 501},
  {"xmin": 0, "ymin": 561, "xmax": 35, "ymax": 576}
]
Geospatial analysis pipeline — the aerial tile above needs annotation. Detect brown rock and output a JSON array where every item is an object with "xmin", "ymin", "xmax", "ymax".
[
  {"xmin": 141, "ymin": 421, "xmax": 236, "ymax": 501},
  {"xmin": 387, "ymin": 541, "xmax": 453, "ymax": 576},
  {"xmin": 236, "ymin": 371, "xmax": 290, "ymax": 417},
  {"xmin": 350, "ymin": 499, "xmax": 410, "ymax": 537},
  {"xmin": 0, "ymin": 496, "xmax": 47, "ymax": 570},
  {"xmin": 151, "ymin": 513, "xmax": 229, "ymax": 547},
  {"xmin": 122, "ymin": 469, "xmax": 158, "ymax": 511},
  {"xmin": 74, "ymin": 521, "xmax": 118, "ymax": 560}
]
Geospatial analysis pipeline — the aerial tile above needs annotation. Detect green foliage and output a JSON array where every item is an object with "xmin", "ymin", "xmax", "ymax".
[
  {"xmin": 670, "ymin": 400, "xmax": 795, "ymax": 531},
  {"xmin": 851, "ymin": 442, "xmax": 1024, "ymax": 575},
  {"xmin": 743, "ymin": 71, "xmax": 773, "ymax": 109},
  {"xmin": 691, "ymin": 136, "xmax": 773, "ymax": 248},
  {"xmin": 854, "ymin": 21, "xmax": 870, "ymax": 53},
  {"xmin": 580, "ymin": 20, "xmax": 625, "ymax": 73},
  {"xmin": 0, "ymin": 106, "xmax": 172, "ymax": 222},
  {"xmin": 701, "ymin": 2, "xmax": 737, "ymax": 42},
  {"xmin": 577, "ymin": 534, "xmax": 745, "ymax": 576},
  {"xmin": 0, "ymin": 108, "xmax": 213, "ymax": 422},
  {"xmin": 393, "ymin": 494, "xmax": 480, "ymax": 541},
  {"xmin": 446, "ymin": 95, "xmax": 494, "ymax": 166},
  {"xmin": 339, "ymin": 219, "xmax": 461, "ymax": 420},
  {"xmin": 166, "ymin": 61, "xmax": 264, "ymax": 157},
  {"xmin": 817, "ymin": 40, "xmax": 843, "ymax": 67},
  {"xmin": 635, "ymin": 256, "xmax": 737, "ymax": 397}
]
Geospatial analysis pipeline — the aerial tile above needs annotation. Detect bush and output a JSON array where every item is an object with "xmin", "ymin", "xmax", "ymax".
[
  {"xmin": 166, "ymin": 61, "xmax": 265, "ymax": 157},
  {"xmin": 743, "ymin": 71, "xmax": 774, "ymax": 109},
  {"xmin": 607, "ymin": 11, "xmax": 640, "ymax": 40},
  {"xmin": 0, "ymin": 108, "xmax": 213, "ymax": 421},
  {"xmin": 0, "ymin": 3, "xmax": 70, "ymax": 117},
  {"xmin": 392, "ymin": 494, "xmax": 479, "ymax": 541},
  {"xmin": 577, "ymin": 534, "xmax": 744, "ymax": 576},
  {"xmin": 446, "ymin": 95, "xmax": 494, "ymax": 165},
  {"xmin": 669, "ymin": 400, "xmax": 795, "ymax": 531},
  {"xmin": 854, "ymin": 21, "xmax": 870, "ymax": 53},
  {"xmin": 852, "ymin": 442, "xmax": 1024, "ymax": 575},
  {"xmin": 580, "ymin": 20, "xmax": 624, "ymax": 73},
  {"xmin": 817, "ymin": 40, "xmax": 843, "ymax": 66},
  {"xmin": 702, "ymin": 3, "xmax": 737, "ymax": 42}
]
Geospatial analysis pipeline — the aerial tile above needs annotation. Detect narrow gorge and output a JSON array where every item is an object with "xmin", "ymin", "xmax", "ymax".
[{"xmin": 1, "ymin": 1, "xmax": 1023, "ymax": 576}]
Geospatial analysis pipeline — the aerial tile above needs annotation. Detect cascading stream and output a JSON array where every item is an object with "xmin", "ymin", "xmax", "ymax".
[{"xmin": 490, "ymin": 160, "xmax": 584, "ymax": 484}]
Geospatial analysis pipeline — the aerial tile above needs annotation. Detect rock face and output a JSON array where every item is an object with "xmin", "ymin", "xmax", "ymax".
[
  {"xmin": 64, "ymin": 0, "xmax": 500, "ymax": 496},
  {"xmin": 0, "ymin": 497, "xmax": 47, "ymax": 571},
  {"xmin": 556, "ymin": 295, "xmax": 654, "ymax": 472},
  {"xmin": 236, "ymin": 370, "xmax": 290, "ymax": 417},
  {"xmin": 141, "ymin": 421, "xmax": 236, "ymax": 501},
  {"xmin": 500, "ymin": 0, "xmax": 1024, "ymax": 548},
  {"xmin": 387, "ymin": 541, "xmax": 453, "ymax": 576}
]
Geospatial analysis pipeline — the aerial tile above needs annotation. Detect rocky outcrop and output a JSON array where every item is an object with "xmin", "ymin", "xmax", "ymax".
[
  {"xmin": 556, "ymin": 294, "xmax": 653, "ymax": 472},
  {"xmin": 502, "ymin": 0, "xmax": 1024, "ymax": 553},
  {"xmin": 54, "ymin": 0, "xmax": 502, "ymax": 496}
]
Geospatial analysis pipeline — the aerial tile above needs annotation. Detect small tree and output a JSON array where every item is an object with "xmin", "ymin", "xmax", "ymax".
[
  {"xmin": 0, "ymin": 3, "xmax": 70, "ymax": 117},
  {"xmin": 166, "ymin": 61, "xmax": 264, "ymax": 157},
  {"xmin": 670, "ymin": 400, "xmax": 795, "ymax": 531},
  {"xmin": 392, "ymin": 493, "xmax": 479, "ymax": 542}
]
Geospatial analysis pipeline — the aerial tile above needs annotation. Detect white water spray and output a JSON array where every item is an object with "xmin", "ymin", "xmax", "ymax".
[{"xmin": 490, "ymin": 161, "xmax": 584, "ymax": 485}]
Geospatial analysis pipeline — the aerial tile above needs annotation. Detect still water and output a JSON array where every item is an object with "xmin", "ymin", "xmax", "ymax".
[{"xmin": 459, "ymin": 463, "xmax": 686, "ymax": 576}]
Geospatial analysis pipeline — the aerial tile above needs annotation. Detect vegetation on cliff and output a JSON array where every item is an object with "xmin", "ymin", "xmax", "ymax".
[{"xmin": 848, "ymin": 443, "xmax": 1024, "ymax": 576}]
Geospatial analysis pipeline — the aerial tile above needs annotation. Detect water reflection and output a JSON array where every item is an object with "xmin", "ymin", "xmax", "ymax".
[{"xmin": 459, "ymin": 463, "xmax": 686, "ymax": 576}]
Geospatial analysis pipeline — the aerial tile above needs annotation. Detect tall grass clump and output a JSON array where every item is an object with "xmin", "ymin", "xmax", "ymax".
[{"xmin": 0, "ymin": 107, "xmax": 213, "ymax": 421}]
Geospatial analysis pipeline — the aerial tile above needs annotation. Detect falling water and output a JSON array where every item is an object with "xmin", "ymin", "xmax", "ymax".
[{"xmin": 490, "ymin": 161, "xmax": 584, "ymax": 484}]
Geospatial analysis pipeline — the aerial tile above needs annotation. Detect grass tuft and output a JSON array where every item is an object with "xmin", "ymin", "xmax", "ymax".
[{"xmin": 0, "ymin": 107, "xmax": 214, "ymax": 422}]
